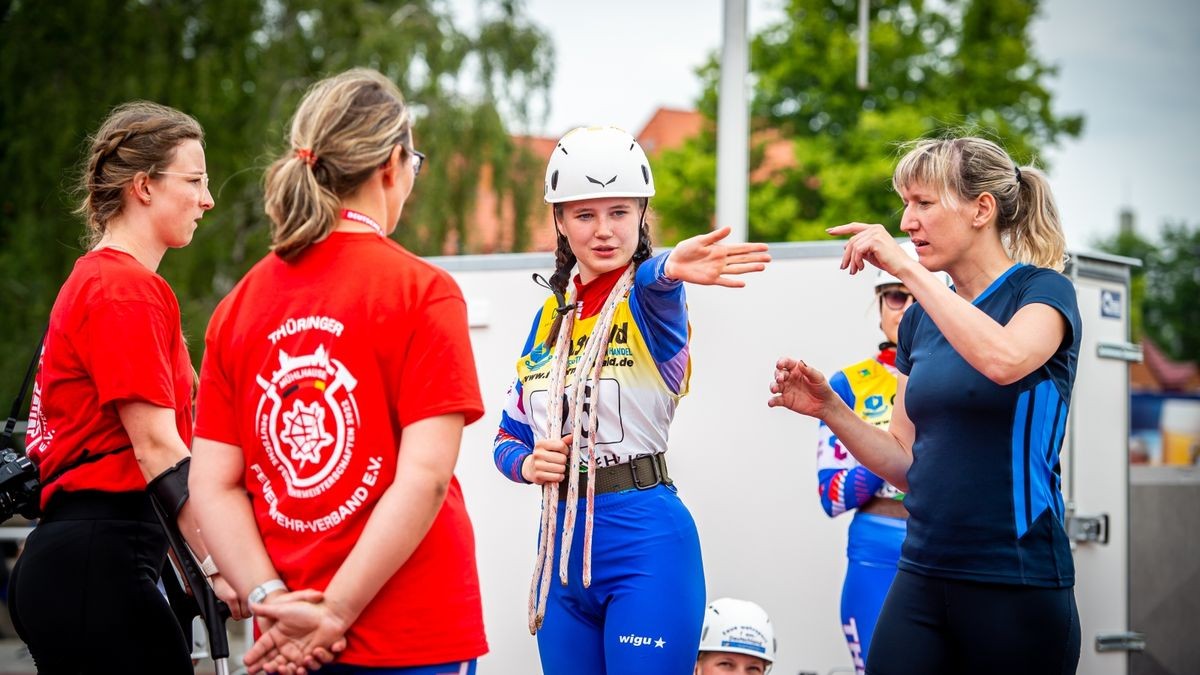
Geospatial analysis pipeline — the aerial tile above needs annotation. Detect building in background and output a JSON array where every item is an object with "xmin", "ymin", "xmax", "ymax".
[{"xmin": 464, "ymin": 107, "xmax": 796, "ymax": 255}]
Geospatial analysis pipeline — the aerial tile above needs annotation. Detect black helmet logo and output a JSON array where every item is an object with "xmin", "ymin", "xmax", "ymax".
[{"xmin": 585, "ymin": 175, "xmax": 618, "ymax": 187}]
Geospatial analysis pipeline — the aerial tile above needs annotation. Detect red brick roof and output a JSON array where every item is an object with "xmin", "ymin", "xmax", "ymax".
[
  {"xmin": 465, "ymin": 107, "xmax": 798, "ymax": 253},
  {"xmin": 1133, "ymin": 338, "xmax": 1200, "ymax": 392},
  {"xmin": 637, "ymin": 108, "xmax": 706, "ymax": 154}
]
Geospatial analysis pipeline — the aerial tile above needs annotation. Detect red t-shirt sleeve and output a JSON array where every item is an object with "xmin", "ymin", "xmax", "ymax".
[
  {"xmin": 194, "ymin": 301, "xmax": 240, "ymax": 446},
  {"xmin": 82, "ymin": 300, "xmax": 178, "ymax": 410},
  {"xmin": 394, "ymin": 286, "xmax": 484, "ymax": 427}
]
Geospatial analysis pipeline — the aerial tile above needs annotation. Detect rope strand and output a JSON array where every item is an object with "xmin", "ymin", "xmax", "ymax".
[
  {"xmin": 528, "ymin": 284, "xmax": 578, "ymax": 633},
  {"xmin": 554, "ymin": 266, "xmax": 633, "ymax": 583},
  {"xmin": 527, "ymin": 264, "xmax": 635, "ymax": 631},
  {"xmin": 557, "ymin": 266, "xmax": 633, "ymax": 586}
]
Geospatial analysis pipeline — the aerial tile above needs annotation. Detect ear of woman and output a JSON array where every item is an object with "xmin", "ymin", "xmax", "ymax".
[
  {"xmin": 972, "ymin": 191, "xmax": 998, "ymax": 229},
  {"xmin": 381, "ymin": 144, "xmax": 405, "ymax": 187},
  {"xmin": 131, "ymin": 172, "xmax": 152, "ymax": 205}
]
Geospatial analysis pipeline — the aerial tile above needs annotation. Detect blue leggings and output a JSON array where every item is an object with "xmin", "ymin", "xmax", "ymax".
[
  {"xmin": 311, "ymin": 660, "xmax": 476, "ymax": 674},
  {"xmin": 536, "ymin": 484, "xmax": 706, "ymax": 675},
  {"xmin": 840, "ymin": 512, "xmax": 906, "ymax": 675}
]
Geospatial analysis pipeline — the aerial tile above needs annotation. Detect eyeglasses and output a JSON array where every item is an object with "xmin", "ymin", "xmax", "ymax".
[
  {"xmin": 880, "ymin": 289, "xmax": 914, "ymax": 311},
  {"xmin": 156, "ymin": 171, "xmax": 210, "ymax": 190},
  {"xmin": 407, "ymin": 148, "xmax": 426, "ymax": 177}
]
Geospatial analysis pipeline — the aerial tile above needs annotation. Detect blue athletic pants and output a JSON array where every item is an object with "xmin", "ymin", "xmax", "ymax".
[
  {"xmin": 536, "ymin": 484, "xmax": 706, "ymax": 675},
  {"xmin": 840, "ymin": 512, "xmax": 906, "ymax": 675}
]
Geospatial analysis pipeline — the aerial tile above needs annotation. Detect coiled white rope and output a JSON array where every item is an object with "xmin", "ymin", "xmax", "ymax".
[{"xmin": 528, "ymin": 264, "xmax": 635, "ymax": 634}]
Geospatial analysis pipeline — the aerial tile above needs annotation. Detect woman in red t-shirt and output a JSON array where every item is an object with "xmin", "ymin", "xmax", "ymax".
[
  {"xmin": 9, "ymin": 101, "xmax": 242, "ymax": 673},
  {"xmin": 191, "ymin": 68, "xmax": 487, "ymax": 675}
]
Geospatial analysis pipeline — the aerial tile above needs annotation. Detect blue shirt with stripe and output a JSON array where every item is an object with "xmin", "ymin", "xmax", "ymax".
[{"xmin": 895, "ymin": 263, "xmax": 1081, "ymax": 587}]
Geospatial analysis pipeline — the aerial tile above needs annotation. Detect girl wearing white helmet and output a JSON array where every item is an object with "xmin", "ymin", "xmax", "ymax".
[
  {"xmin": 695, "ymin": 598, "xmax": 776, "ymax": 674},
  {"xmin": 814, "ymin": 242, "xmax": 932, "ymax": 675},
  {"xmin": 492, "ymin": 126, "xmax": 770, "ymax": 674}
]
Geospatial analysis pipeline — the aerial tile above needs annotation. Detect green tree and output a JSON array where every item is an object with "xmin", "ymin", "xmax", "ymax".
[
  {"xmin": 654, "ymin": 0, "xmax": 1083, "ymax": 243},
  {"xmin": 1096, "ymin": 221, "xmax": 1200, "ymax": 364},
  {"xmin": 0, "ymin": 0, "xmax": 552, "ymax": 397}
]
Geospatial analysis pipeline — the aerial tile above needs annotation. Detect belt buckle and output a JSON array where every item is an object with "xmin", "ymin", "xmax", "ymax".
[{"xmin": 629, "ymin": 454, "xmax": 661, "ymax": 490}]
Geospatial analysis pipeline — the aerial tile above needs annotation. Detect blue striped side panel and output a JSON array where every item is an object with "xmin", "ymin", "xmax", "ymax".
[{"xmin": 1012, "ymin": 380, "xmax": 1068, "ymax": 538}]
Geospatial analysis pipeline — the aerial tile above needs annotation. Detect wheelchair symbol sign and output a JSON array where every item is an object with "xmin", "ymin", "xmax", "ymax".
[{"xmin": 1101, "ymin": 290, "xmax": 1122, "ymax": 319}]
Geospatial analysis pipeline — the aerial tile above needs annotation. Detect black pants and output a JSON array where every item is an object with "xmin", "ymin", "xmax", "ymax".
[
  {"xmin": 867, "ymin": 569, "xmax": 1080, "ymax": 675},
  {"xmin": 8, "ymin": 490, "xmax": 191, "ymax": 675}
]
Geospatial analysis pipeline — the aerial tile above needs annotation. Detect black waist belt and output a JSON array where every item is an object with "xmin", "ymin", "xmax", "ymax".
[
  {"xmin": 558, "ymin": 453, "xmax": 671, "ymax": 500},
  {"xmin": 40, "ymin": 489, "xmax": 156, "ymax": 523}
]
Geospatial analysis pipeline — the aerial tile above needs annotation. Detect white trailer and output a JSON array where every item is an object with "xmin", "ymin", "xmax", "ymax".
[{"xmin": 438, "ymin": 242, "xmax": 1140, "ymax": 675}]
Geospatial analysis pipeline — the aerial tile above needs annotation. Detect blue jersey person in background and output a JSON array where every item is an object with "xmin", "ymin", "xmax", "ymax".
[{"xmin": 816, "ymin": 242, "xmax": 946, "ymax": 674}]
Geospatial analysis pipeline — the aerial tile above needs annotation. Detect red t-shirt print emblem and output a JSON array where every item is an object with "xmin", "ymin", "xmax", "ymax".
[
  {"xmin": 256, "ymin": 345, "xmax": 359, "ymax": 494},
  {"xmin": 280, "ymin": 401, "xmax": 335, "ymax": 467}
]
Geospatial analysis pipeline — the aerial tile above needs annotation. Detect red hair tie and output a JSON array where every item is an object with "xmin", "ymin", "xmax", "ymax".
[{"xmin": 295, "ymin": 148, "xmax": 318, "ymax": 167}]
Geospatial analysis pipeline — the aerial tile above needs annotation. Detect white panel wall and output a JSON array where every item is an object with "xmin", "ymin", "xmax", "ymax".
[{"xmin": 437, "ymin": 243, "xmax": 1131, "ymax": 675}]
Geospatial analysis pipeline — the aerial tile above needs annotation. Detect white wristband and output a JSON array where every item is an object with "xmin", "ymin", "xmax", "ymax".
[
  {"xmin": 248, "ymin": 579, "xmax": 288, "ymax": 607},
  {"xmin": 199, "ymin": 555, "xmax": 219, "ymax": 577}
]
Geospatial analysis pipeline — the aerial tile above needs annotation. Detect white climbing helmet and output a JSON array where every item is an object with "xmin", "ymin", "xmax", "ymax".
[
  {"xmin": 875, "ymin": 240, "xmax": 951, "ymax": 288},
  {"xmin": 544, "ymin": 126, "xmax": 655, "ymax": 204},
  {"xmin": 698, "ymin": 598, "xmax": 776, "ymax": 669}
]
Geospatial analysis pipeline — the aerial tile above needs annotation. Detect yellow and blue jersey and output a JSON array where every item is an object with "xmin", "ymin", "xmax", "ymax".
[
  {"xmin": 494, "ymin": 253, "xmax": 691, "ymax": 481},
  {"xmin": 817, "ymin": 351, "xmax": 905, "ymax": 517}
]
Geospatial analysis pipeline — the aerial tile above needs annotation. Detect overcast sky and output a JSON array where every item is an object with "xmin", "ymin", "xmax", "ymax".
[{"xmin": 452, "ymin": 0, "xmax": 1200, "ymax": 250}]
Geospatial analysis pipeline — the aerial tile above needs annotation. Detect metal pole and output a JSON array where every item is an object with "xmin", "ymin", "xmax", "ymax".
[
  {"xmin": 857, "ymin": 0, "xmax": 870, "ymax": 90},
  {"xmin": 717, "ymin": 0, "xmax": 749, "ymax": 242}
]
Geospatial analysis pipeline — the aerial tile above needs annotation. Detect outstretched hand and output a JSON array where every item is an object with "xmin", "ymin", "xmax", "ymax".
[
  {"xmin": 826, "ymin": 222, "xmax": 916, "ymax": 279},
  {"xmin": 767, "ymin": 357, "xmax": 838, "ymax": 419},
  {"xmin": 664, "ymin": 226, "xmax": 770, "ymax": 287}
]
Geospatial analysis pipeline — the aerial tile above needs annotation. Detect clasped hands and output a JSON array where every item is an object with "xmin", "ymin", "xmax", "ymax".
[{"xmin": 243, "ymin": 589, "xmax": 351, "ymax": 675}]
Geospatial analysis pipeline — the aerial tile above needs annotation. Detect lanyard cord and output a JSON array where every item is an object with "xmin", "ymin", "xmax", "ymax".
[{"xmin": 339, "ymin": 208, "xmax": 385, "ymax": 237}]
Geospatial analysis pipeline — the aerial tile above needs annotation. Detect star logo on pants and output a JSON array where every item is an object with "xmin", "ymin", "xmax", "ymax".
[{"xmin": 654, "ymin": 637, "xmax": 666, "ymax": 648}]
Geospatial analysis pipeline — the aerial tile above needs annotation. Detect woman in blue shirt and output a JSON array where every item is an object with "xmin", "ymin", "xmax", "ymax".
[{"xmin": 771, "ymin": 136, "xmax": 1082, "ymax": 675}]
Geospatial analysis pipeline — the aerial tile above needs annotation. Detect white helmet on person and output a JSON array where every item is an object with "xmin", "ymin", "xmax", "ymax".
[
  {"xmin": 544, "ymin": 126, "xmax": 654, "ymax": 204},
  {"xmin": 698, "ymin": 598, "xmax": 776, "ymax": 670},
  {"xmin": 875, "ymin": 240, "xmax": 951, "ymax": 288}
]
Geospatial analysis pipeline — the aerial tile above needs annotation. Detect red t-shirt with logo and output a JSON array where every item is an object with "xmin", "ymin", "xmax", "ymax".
[
  {"xmin": 194, "ymin": 232, "xmax": 487, "ymax": 666},
  {"xmin": 27, "ymin": 249, "xmax": 194, "ymax": 509}
]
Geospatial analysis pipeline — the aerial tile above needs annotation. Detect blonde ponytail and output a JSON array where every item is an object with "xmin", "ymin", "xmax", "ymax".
[
  {"xmin": 263, "ymin": 68, "xmax": 412, "ymax": 261},
  {"xmin": 1009, "ymin": 165, "xmax": 1066, "ymax": 271},
  {"xmin": 263, "ymin": 150, "xmax": 342, "ymax": 260}
]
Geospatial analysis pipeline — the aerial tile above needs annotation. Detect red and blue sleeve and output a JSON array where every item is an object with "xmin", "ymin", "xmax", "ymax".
[
  {"xmin": 492, "ymin": 307, "xmax": 543, "ymax": 483},
  {"xmin": 629, "ymin": 252, "xmax": 689, "ymax": 394},
  {"xmin": 816, "ymin": 370, "xmax": 885, "ymax": 517}
]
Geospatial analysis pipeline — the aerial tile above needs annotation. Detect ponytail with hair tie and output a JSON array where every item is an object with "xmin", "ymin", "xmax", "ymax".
[{"xmin": 295, "ymin": 148, "xmax": 318, "ymax": 167}]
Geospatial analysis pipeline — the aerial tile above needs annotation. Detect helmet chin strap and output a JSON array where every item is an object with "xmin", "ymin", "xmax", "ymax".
[{"xmin": 635, "ymin": 200, "xmax": 650, "ymax": 259}]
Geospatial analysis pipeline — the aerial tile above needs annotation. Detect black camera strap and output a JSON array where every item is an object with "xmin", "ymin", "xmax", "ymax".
[{"xmin": 1, "ymin": 330, "xmax": 47, "ymax": 449}]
